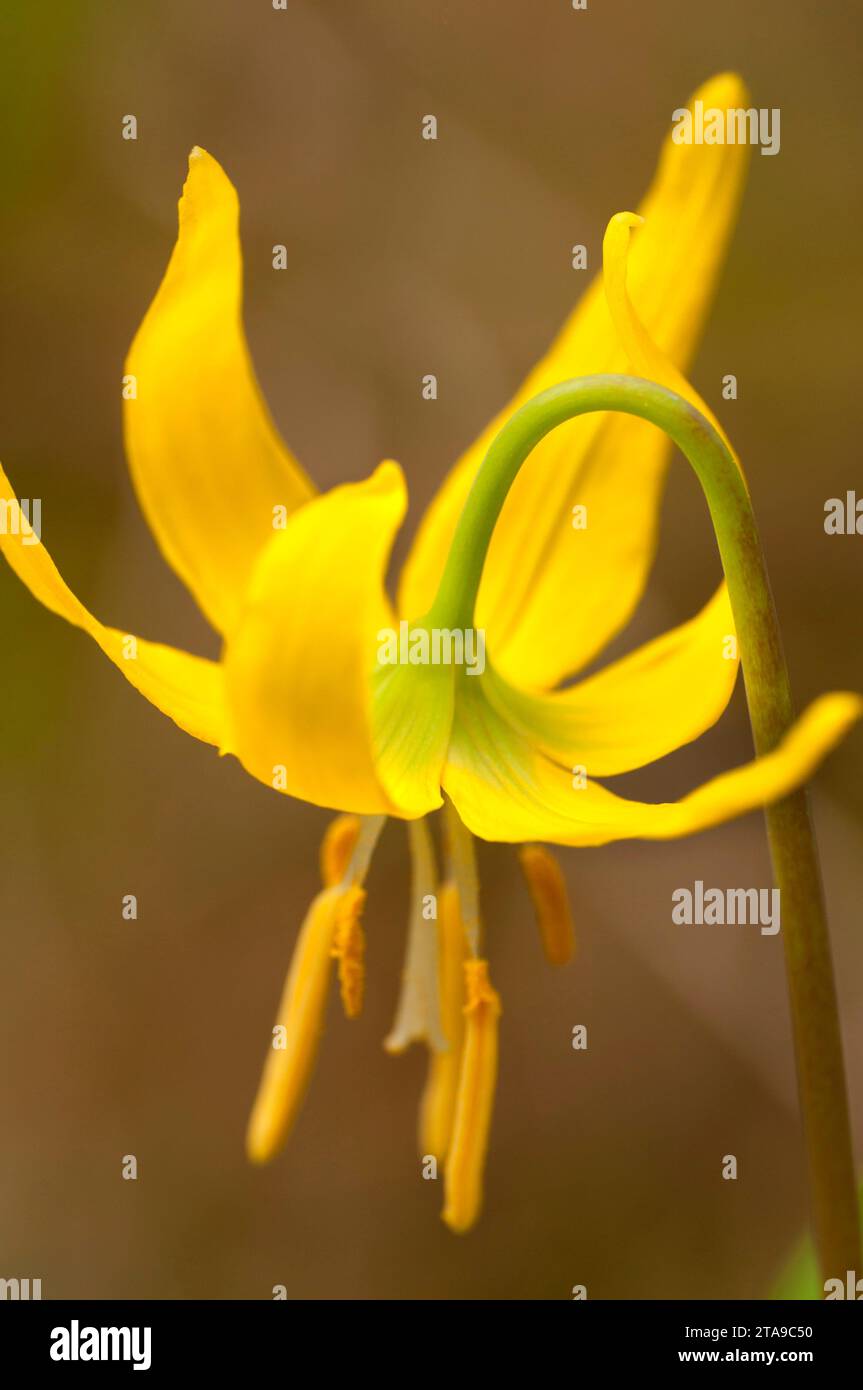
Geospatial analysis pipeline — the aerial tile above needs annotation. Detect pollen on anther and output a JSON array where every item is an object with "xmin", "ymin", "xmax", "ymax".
[
  {"xmin": 331, "ymin": 885, "xmax": 367, "ymax": 1018},
  {"xmin": 517, "ymin": 844, "xmax": 575, "ymax": 965},
  {"xmin": 320, "ymin": 813, "xmax": 362, "ymax": 887},
  {"xmin": 442, "ymin": 958, "xmax": 502, "ymax": 1234}
]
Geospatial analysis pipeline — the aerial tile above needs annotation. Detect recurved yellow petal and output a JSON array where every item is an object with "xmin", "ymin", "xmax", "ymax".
[
  {"xmin": 444, "ymin": 678, "xmax": 862, "ymax": 847},
  {"xmin": 399, "ymin": 73, "xmax": 750, "ymax": 690},
  {"xmin": 602, "ymin": 208, "xmax": 736, "ymax": 458},
  {"xmin": 486, "ymin": 583, "xmax": 739, "ymax": 776},
  {"xmin": 124, "ymin": 147, "xmax": 315, "ymax": 636},
  {"xmin": 224, "ymin": 462, "xmax": 414, "ymax": 815},
  {"xmin": 442, "ymin": 958, "xmax": 502, "ymax": 1234},
  {"xmin": 0, "ymin": 462, "xmax": 227, "ymax": 747}
]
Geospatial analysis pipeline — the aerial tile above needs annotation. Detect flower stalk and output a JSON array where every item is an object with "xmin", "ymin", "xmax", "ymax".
[{"xmin": 428, "ymin": 374, "xmax": 860, "ymax": 1286}]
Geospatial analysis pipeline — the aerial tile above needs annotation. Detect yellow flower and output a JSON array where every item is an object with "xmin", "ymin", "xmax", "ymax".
[{"xmin": 2, "ymin": 74, "xmax": 859, "ymax": 1233}]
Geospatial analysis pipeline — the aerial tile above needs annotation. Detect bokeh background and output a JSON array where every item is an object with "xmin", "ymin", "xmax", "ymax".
[{"xmin": 1, "ymin": 0, "xmax": 861, "ymax": 1300}]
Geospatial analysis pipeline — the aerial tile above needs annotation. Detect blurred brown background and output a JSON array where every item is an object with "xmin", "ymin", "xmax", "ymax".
[{"xmin": 0, "ymin": 0, "xmax": 861, "ymax": 1300}]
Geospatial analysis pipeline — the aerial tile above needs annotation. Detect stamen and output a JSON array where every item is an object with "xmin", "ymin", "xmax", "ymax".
[
  {"xmin": 320, "ymin": 813, "xmax": 362, "ymax": 887},
  {"xmin": 245, "ymin": 815, "xmax": 386, "ymax": 1165},
  {"xmin": 443, "ymin": 798, "xmax": 481, "ymax": 956},
  {"xmin": 442, "ymin": 958, "xmax": 502, "ymax": 1234},
  {"xmin": 517, "ymin": 844, "xmax": 575, "ymax": 966},
  {"xmin": 419, "ymin": 879, "xmax": 466, "ymax": 1160},
  {"xmin": 330, "ymin": 885, "xmax": 367, "ymax": 1019},
  {"xmin": 246, "ymin": 886, "xmax": 341, "ymax": 1164},
  {"xmin": 343, "ymin": 813, "xmax": 387, "ymax": 885},
  {"xmin": 385, "ymin": 818, "xmax": 446, "ymax": 1053},
  {"xmin": 326, "ymin": 813, "xmax": 385, "ymax": 1017}
]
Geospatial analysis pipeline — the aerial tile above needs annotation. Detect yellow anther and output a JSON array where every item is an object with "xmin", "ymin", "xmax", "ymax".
[
  {"xmin": 246, "ymin": 886, "xmax": 341, "ymax": 1165},
  {"xmin": 320, "ymin": 813, "xmax": 362, "ymax": 887},
  {"xmin": 442, "ymin": 958, "xmax": 502, "ymax": 1234},
  {"xmin": 331, "ymin": 885, "xmax": 367, "ymax": 1019},
  {"xmin": 419, "ymin": 880, "xmax": 466, "ymax": 1161},
  {"xmin": 463, "ymin": 958, "xmax": 501, "ymax": 1014},
  {"xmin": 518, "ymin": 844, "xmax": 575, "ymax": 966}
]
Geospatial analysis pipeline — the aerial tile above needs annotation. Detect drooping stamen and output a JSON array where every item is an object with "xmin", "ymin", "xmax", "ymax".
[
  {"xmin": 325, "ymin": 815, "xmax": 384, "ymax": 1021},
  {"xmin": 419, "ymin": 879, "xmax": 466, "ymax": 1160},
  {"xmin": 385, "ymin": 818, "xmax": 447, "ymax": 1053},
  {"xmin": 331, "ymin": 885, "xmax": 367, "ymax": 1019},
  {"xmin": 246, "ymin": 885, "xmax": 342, "ymax": 1164},
  {"xmin": 341, "ymin": 813, "xmax": 386, "ymax": 885},
  {"xmin": 320, "ymin": 813, "xmax": 362, "ymax": 887},
  {"xmin": 442, "ymin": 958, "xmax": 502, "ymax": 1234},
  {"xmin": 443, "ymin": 797, "xmax": 481, "ymax": 956},
  {"xmin": 245, "ymin": 815, "xmax": 386, "ymax": 1164},
  {"xmin": 517, "ymin": 844, "xmax": 575, "ymax": 966}
]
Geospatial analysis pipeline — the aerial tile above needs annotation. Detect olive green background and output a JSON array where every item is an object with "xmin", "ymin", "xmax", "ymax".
[{"xmin": 0, "ymin": 0, "xmax": 861, "ymax": 1299}]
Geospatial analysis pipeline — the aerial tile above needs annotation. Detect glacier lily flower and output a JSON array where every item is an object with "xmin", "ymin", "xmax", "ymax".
[{"xmin": 2, "ymin": 73, "xmax": 859, "ymax": 1236}]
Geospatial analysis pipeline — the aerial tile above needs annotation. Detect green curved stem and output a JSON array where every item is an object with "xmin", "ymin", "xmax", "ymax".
[{"xmin": 428, "ymin": 374, "xmax": 860, "ymax": 1289}]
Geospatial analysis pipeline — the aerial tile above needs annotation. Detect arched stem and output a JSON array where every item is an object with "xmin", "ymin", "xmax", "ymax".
[{"xmin": 428, "ymin": 374, "xmax": 860, "ymax": 1288}]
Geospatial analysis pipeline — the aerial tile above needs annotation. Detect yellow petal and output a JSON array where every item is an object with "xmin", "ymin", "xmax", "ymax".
[
  {"xmin": 442, "ymin": 959, "xmax": 502, "ymax": 1234},
  {"xmin": 602, "ymin": 208, "xmax": 737, "ymax": 460},
  {"xmin": 399, "ymin": 73, "xmax": 749, "ymax": 689},
  {"xmin": 419, "ymin": 880, "xmax": 467, "ymax": 1161},
  {"xmin": 0, "ymin": 462, "xmax": 226, "ymax": 746},
  {"xmin": 124, "ymin": 147, "xmax": 315, "ymax": 636},
  {"xmin": 517, "ymin": 845, "xmax": 575, "ymax": 966},
  {"xmin": 444, "ymin": 680, "xmax": 862, "ymax": 846},
  {"xmin": 373, "ymin": 658, "xmax": 451, "ymax": 817},
  {"xmin": 486, "ymin": 583, "xmax": 738, "ymax": 776},
  {"xmin": 224, "ymin": 462, "xmax": 413, "ymax": 815},
  {"xmin": 246, "ymin": 886, "xmax": 341, "ymax": 1163}
]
